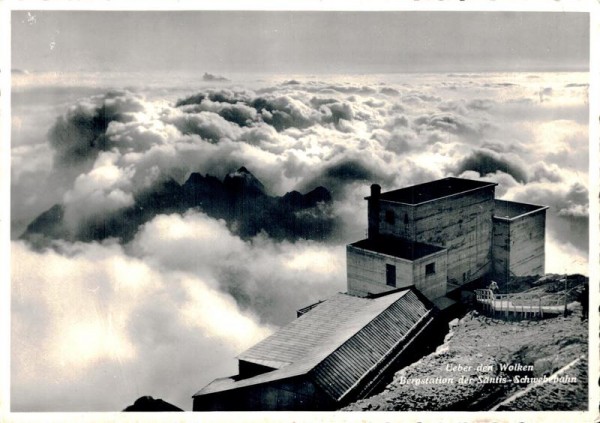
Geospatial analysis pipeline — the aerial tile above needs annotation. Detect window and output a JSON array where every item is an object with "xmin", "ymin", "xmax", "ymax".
[
  {"xmin": 386, "ymin": 264, "xmax": 396, "ymax": 287},
  {"xmin": 426, "ymin": 262, "xmax": 436, "ymax": 276},
  {"xmin": 385, "ymin": 210, "xmax": 395, "ymax": 225},
  {"xmin": 404, "ymin": 213, "xmax": 409, "ymax": 225}
]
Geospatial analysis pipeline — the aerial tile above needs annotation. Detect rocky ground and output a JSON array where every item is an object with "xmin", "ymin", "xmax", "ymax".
[
  {"xmin": 494, "ymin": 355, "xmax": 588, "ymax": 411},
  {"xmin": 344, "ymin": 303, "xmax": 588, "ymax": 411}
]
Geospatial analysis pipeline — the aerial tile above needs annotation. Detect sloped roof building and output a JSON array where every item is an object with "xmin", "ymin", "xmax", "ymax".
[{"xmin": 193, "ymin": 289, "xmax": 435, "ymax": 411}]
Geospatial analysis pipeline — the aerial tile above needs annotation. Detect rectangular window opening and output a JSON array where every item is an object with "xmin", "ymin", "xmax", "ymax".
[
  {"xmin": 385, "ymin": 210, "xmax": 395, "ymax": 225},
  {"xmin": 386, "ymin": 264, "xmax": 396, "ymax": 287},
  {"xmin": 426, "ymin": 262, "xmax": 436, "ymax": 276}
]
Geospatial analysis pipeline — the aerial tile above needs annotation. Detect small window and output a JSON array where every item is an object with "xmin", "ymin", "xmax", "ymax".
[
  {"xmin": 386, "ymin": 264, "xmax": 396, "ymax": 287},
  {"xmin": 426, "ymin": 262, "xmax": 436, "ymax": 276},
  {"xmin": 404, "ymin": 213, "xmax": 409, "ymax": 225},
  {"xmin": 385, "ymin": 210, "xmax": 395, "ymax": 224}
]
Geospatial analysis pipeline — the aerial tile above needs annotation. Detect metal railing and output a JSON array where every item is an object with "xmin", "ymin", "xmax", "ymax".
[{"xmin": 474, "ymin": 288, "xmax": 568, "ymax": 319}]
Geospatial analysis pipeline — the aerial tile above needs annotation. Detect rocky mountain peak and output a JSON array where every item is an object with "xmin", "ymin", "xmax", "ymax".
[{"xmin": 223, "ymin": 167, "xmax": 266, "ymax": 196}]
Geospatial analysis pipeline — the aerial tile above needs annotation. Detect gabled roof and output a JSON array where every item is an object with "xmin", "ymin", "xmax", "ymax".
[
  {"xmin": 367, "ymin": 177, "xmax": 497, "ymax": 205},
  {"xmin": 194, "ymin": 288, "xmax": 433, "ymax": 401}
]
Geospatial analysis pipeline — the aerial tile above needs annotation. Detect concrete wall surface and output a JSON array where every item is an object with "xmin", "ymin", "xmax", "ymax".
[
  {"xmin": 347, "ymin": 245, "xmax": 447, "ymax": 300},
  {"xmin": 193, "ymin": 378, "xmax": 334, "ymax": 411},
  {"xmin": 508, "ymin": 211, "xmax": 546, "ymax": 278},
  {"xmin": 413, "ymin": 251, "xmax": 448, "ymax": 299},
  {"xmin": 347, "ymin": 245, "xmax": 414, "ymax": 297},
  {"xmin": 411, "ymin": 188, "xmax": 495, "ymax": 285}
]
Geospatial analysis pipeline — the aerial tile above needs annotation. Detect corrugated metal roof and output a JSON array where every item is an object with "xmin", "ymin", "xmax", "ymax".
[
  {"xmin": 311, "ymin": 289, "xmax": 431, "ymax": 400},
  {"xmin": 237, "ymin": 291, "xmax": 406, "ymax": 368},
  {"xmin": 194, "ymin": 288, "xmax": 433, "ymax": 399}
]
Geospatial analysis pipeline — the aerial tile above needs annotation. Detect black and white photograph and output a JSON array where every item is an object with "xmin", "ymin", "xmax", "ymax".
[{"xmin": 3, "ymin": 1, "xmax": 597, "ymax": 419}]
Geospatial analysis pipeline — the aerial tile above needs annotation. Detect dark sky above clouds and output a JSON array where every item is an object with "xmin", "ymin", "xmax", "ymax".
[{"xmin": 12, "ymin": 11, "xmax": 589, "ymax": 73}]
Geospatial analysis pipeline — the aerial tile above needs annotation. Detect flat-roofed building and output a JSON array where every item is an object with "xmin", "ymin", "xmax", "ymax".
[
  {"xmin": 347, "ymin": 236, "xmax": 447, "ymax": 300},
  {"xmin": 356, "ymin": 178, "xmax": 547, "ymax": 298},
  {"xmin": 360, "ymin": 178, "xmax": 497, "ymax": 297}
]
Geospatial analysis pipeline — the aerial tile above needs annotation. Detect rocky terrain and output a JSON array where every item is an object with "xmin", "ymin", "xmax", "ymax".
[
  {"xmin": 344, "ymin": 279, "xmax": 588, "ymax": 411},
  {"xmin": 494, "ymin": 354, "xmax": 587, "ymax": 411}
]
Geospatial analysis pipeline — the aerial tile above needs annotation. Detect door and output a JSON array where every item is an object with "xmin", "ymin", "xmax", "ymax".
[{"xmin": 386, "ymin": 264, "xmax": 396, "ymax": 287}]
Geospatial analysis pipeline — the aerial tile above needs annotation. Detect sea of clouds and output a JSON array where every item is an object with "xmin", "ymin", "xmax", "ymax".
[{"xmin": 10, "ymin": 71, "xmax": 589, "ymax": 410}]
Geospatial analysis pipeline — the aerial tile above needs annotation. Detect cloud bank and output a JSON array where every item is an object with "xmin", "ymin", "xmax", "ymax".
[{"xmin": 12, "ymin": 211, "xmax": 345, "ymax": 411}]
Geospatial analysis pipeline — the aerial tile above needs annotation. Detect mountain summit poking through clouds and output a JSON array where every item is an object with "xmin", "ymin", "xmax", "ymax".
[
  {"xmin": 222, "ymin": 166, "xmax": 267, "ymax": 197},
  {"xmin": 21, "ymin": 167, "xmax": 335, "ymax": 247}
]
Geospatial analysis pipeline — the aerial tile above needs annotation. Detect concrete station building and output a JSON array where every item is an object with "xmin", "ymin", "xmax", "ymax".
[
  {"xmin": 193, "ymin": 177, "xmax": 548, "ymax": 411},
  {"xmin": 348, "ymin": 177, "xmax": 548, "ymax": 300}
]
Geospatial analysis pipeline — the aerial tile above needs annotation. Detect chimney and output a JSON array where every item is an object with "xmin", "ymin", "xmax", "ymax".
[
  {"xmin": 368, "ymin": 184, "xmax": 381, "ymax": 239},
  {"xmin": 371, "ymin": 184, "xmax": 381, "ymax": 198}
]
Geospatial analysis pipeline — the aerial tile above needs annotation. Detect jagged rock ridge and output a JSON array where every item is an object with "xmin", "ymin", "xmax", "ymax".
[{"xmin": 21, "ymin": 167, "xmax": 335, "ymax": 246}]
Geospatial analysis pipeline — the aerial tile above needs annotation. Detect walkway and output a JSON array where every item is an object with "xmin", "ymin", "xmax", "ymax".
[{"xmin": 474, "ymin": 289, "xmax": 567, "ymax": 319}]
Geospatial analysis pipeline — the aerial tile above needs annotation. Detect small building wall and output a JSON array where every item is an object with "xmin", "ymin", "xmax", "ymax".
[
  {"xmin": 193, "ymin": 377, "xmax": 335, "ymax": 411},
  {"xmin": 346, "ymin": 245, "xmax": 414, "ymax": 297},
  {"xmin": 413, "ymin": 252, "xmax": 448, "ymax": 300},
  {"xmin": 375, "ymin": 187, "xmax": 495, "ymax": 286},
  {"xmin": 346, "ymin": 245, "xmax": 447, "ymax": 300}
]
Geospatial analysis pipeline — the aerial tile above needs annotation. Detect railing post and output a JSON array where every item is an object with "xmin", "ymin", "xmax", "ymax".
[
  {"xmin": 563, "ymin": 278, "xmax": 568, "ymax": 317},
  {"xmin": 521, "ymin": 303, "xmax": 524, "ymax": 320}
]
